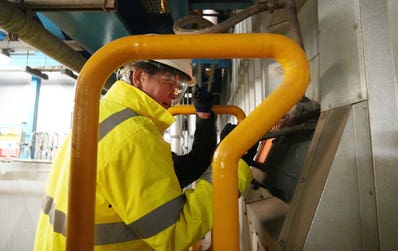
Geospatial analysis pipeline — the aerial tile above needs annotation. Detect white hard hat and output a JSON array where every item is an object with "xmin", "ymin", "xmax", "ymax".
[
  {"xmin": 152, "ymin": 59, "xmax": 195, "ymax": 86},
  {"xmin": 116, "ymin": 59, "xmax": 195, "ymax": 86}
]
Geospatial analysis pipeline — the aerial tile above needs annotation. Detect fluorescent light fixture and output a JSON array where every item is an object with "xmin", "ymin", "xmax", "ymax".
[
  {"xmin": 0, "ymin": 49, "xmax": 12, "ymax": 65},
  {"xmin": 25, "ymin": 66, "xmax": 49, "ymax": 80},
  {"xmin": 61, "ymin": 68, "xmax": 78, "ymax": 79}
]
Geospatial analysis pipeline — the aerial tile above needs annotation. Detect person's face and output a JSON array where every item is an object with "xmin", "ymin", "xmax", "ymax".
[{"xmin": 132, "ymin": 68, "xmax": 180, "ymax": 109}]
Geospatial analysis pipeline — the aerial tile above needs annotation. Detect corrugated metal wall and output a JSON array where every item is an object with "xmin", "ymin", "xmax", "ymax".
[{"xmin": 228, "ymin": 0, "xmax": 397, "ymax": 250}]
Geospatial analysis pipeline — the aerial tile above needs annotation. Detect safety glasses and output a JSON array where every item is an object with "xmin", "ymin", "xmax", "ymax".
[{"xmin": 151, "ymin": 71, "xmax": 188, "ymax": 106}]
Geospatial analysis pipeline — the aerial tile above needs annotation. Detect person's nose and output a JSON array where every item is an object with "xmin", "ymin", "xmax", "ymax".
[
  {"xmin": 170, "ymin": 86, "xmax": 179, "ymax": 99},
  {"xmin": 170, "ymin": 75, "xmax": 179, "ymax": 99}
]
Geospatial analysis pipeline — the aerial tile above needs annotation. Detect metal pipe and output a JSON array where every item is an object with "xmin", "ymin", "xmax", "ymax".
[
  {"xmin": 173, "ymin": 0, "xmax": 272, "ymax": 34},
  {"xmin": 173, "ymin": 0, "xmax": 305, "ymax": 50},
  {"xmin": 0, "ymin": 0, "xmax": 86, "ymax": 73},
  {"xmin": 29, "ymin": 131, "xmax": 37, "ymax": 159},
  {"xmin": 261, "ymin": 121, "xmax": 317, "ymax": 140},
  {"xmin": 70, "ymin": 33, "xmax": 309, "ymax": 251},
  {"xmin": 8, "ymin": 0, "xmax": 116, "ymax": 11},
  {"xmin": 284, "ymin": 0, "xmax": 305, "ymax": 49},
  {"xmin": 168, "ymin": 104, "xmax": 246, "ymax": 123}
]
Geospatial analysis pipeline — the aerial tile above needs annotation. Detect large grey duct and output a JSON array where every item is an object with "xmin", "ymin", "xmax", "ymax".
[
  {"xmin": 7, "ymin": 0, "xmax": 116, "ymax": 11},
  {"xmin": 0, "ymin": 0, "xmax": 86, "ymax": 73}
]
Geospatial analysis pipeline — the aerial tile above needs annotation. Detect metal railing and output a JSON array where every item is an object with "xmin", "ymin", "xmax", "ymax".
[
  {"xmin": 168, "ymin": 104, "xmax": 246, "ymax": 123},
  {"xmin": 68, "ymin": 33, "xmax": 310, "ymax": 251}
]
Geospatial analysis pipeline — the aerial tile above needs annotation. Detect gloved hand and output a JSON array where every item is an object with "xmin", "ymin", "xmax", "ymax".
[
  {"xmin": 219, "ymin": 123, "xmax": 235, "ymax": 141},
  {"xmin": 193, "ymin": 85, "xmax": 213, "ymax": 113},
  {"xmin": 242, "ymin": 142, "xmax": 259, "ymax": 167},
  {"xmin": 220, "ymin": 123, "xmax": 258, "ymax": 167}
]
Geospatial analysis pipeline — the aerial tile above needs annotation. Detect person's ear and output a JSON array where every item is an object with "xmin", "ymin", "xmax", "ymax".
[{"xmin": 132, "ymin": 69, "xmax": 144, "ymax": 88}]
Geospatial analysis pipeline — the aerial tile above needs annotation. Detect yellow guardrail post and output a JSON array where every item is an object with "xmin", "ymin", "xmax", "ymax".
[
  {"xmin": 169, "ymin": 104, "xmax": 246, "ymax": 251},
  {"xmin": 68, "ymin": 33, "xmax": 309, "ymax": 251},
  {"xmin": 168, "ymin": 104, "xmax": 246, "ymax": 123}
]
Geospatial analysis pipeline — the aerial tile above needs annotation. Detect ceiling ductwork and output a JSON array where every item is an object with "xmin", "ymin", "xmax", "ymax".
[
  {"xmin": 0, "ymin": 0, "xmax": 87, "ymax": 73},
  {"xmin": 7, "ymin": 0, "xmax": 117, "ymax": 11}
]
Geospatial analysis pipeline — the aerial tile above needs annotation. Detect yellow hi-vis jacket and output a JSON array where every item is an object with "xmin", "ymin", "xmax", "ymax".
[{"xmin": 33, "ymin": 80, "xmax": 252, "ymax": 251}]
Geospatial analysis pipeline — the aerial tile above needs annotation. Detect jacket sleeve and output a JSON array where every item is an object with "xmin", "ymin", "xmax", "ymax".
[
  {"xmin": 173, "ymin": 112, "xmax": 217, "ymax": 188},
  {"xmin": 97, "ymin": 118, "xmax": 212, "ymax": 251}
]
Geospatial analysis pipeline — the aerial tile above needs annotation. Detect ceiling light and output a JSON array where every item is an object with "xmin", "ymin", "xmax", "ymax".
[
  {"xmin": 25, "ymin": 66, "xmax": 49, "ymax": 80},
  {"xmin": 61, "ymin": 68, "xmax": 78, "ymax": 79}
]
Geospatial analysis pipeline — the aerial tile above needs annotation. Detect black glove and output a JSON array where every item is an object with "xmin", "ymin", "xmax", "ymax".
[
  {"xmin": 220, "ymin": 123, "xmax": 236, "ymax": 141},
  {"xmin": 220, "ymin": 123, "xmax": 258, "ymax": 166},
  {"xmin": 193, "ymin": 85, "xmax": 213, "ymax": 113},
  {"xmin": 242, "ymin": 141, "xmax": 259, "ymax": 167}
]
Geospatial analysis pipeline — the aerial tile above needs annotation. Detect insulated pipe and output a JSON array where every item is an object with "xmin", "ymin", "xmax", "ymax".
[
  {"xmin": 8, "ymin": 0, "xmax": 116, "ymax": 11},
  {"xmin": 69, "ymin": 33, "xmax": 309, "ymax": 251},
  {"xmin": 168, "ymin": 104, "xmax": 246, "ymax": 123},
  {"xmin": 0, "ymin": 0, "xmax": 86, "ymax": 73}
]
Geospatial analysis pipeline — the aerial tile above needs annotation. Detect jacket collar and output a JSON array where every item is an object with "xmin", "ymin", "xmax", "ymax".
[{"xmin": 103, "ymin": 80, "xmax": 176, "ymax": 133}]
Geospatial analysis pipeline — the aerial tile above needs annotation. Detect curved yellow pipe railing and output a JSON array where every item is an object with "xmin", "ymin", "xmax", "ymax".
[
  {"xmin": 168, "ymin": 104, "xmax": 246, "ymax": 123},
  {"xmin": 169, "ymin": 104, "xmax": 246, "ymax": 251},
  {"xmin": 68, "ymin": 33, "xmax": 309, "ymax": 251}
]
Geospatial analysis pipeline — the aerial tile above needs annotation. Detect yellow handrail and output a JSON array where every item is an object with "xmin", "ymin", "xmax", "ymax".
[
  {"xmin": 168, "ymin": 104, "xmax": 246, "ymax": 123},
  {"xmin": 169, "ymin": 104, "xmax": 246, "ymax": 251},
  {"xmin": 68, "ymin": 33, "xmax": 309, "ymax": 251}
]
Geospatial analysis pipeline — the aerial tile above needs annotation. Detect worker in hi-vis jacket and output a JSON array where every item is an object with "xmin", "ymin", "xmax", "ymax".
[
  {"xmin": 33, "ymin": 59, "xmax": 253, "ymax": 251},
  {"xmin": 120, "ymin": 60, "xmax": 218, "ymax": 188}
]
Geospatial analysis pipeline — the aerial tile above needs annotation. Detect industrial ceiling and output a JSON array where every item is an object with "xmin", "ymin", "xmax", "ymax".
[
  {"xmin": 0, "ymin": 1, "xmax": 257, "ymax": 64},
  {"xmin": 0, "ymin": 0, "xmax": 306, "ymax": 99}
]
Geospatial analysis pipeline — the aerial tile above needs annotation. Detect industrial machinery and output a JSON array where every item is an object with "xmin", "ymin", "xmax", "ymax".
[{"xmin": 0, "ymin": 1, "xmax": 396, "ymax": 251}]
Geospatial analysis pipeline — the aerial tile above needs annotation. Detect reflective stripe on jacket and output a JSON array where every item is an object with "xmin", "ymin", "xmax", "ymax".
[{"xmin": 34, "ymin": 80, "xmax": 213, "ymax": 251}]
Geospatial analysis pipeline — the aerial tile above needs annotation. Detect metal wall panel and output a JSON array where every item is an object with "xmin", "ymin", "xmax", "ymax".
[
  {"xmin": 299, "ymin": 0, "xmax": 321, "ymax": 103},
  {"xmin": 361, "ymin": 0, "xmax": 398, "ymax": 249},
  {"xmin": 304, "ymin": 102, "xmax": 379, "ymax": 250},
  {"xmin": 229, "ymin": 0, "xmax": 320, "ymax": 112},
  {"xmin": 318, "ymin": 0, "xmax": 367, "ymax": 110},
  {"xmin": 298, "ymin": 0, "xmax": 318, "ymax": 68},
  {"xmin": 389, "ymin": 0, "xmax": 398, "ymax": 79},
  {"xmin": 280, "ymin": 105, "xmax": 352, "ymax": 250},
  {"xmin": 227, "ymin": 0, "xmax": 397, "ymax": 250}
]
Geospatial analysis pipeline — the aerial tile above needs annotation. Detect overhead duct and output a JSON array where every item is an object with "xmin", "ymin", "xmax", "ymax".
[
  {"xmin": 0, "ymin": 0, "xmax": 86, "ymax": 73},
  {"xmin": 7, "ymin": 0, "xmax": 117, "ymax": 11}
]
